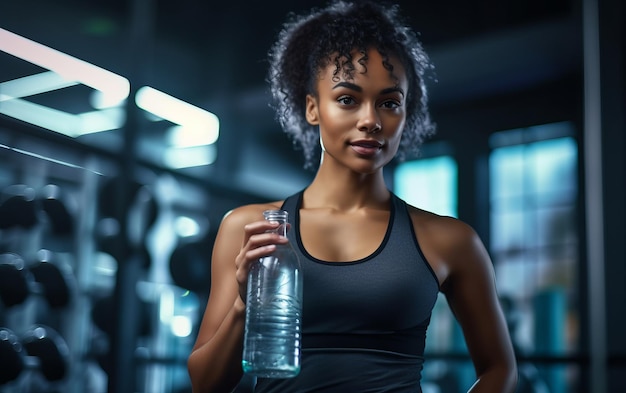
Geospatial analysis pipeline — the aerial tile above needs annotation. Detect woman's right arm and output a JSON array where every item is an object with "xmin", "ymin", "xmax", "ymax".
[{"xmin": 187, "ymin": 205, "xmax": 286, "ymax": 393}]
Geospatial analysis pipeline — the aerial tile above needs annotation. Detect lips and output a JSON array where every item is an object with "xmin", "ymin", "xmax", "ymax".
[
  {"xmin": 349, "ymin": 139, "xmax": 383, "ymax": 156},
  {"xmin": 351, "ymin": 139, "xmax": 383, "ymax": 148}
]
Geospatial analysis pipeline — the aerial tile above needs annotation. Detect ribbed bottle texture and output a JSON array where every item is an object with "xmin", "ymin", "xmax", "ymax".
[{"xmin": 242, "ymin": 210, "xmax": 302, "ymax": 378}]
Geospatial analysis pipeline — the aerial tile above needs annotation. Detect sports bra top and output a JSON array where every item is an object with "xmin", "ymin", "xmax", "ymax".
[{"xmin": 280, "ymin": 189, "xmax": 440, "ymax": 357}]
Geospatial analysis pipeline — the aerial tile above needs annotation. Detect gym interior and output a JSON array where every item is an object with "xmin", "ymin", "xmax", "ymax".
[{"xmin": 0, "ymin": 0, "xmax": 624, "ymax": 392}]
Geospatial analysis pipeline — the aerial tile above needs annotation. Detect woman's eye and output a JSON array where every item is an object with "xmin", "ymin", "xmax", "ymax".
[
  {"xmin": 338, "ymin": 96, "xmax": 355, "ymax": 105},
  {"xmin": 381, "ymin": 100, "xmax": 400, "ymax": 109}
]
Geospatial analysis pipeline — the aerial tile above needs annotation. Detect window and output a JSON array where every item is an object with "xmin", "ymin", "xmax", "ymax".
[
  {"xmin": 490, "ymin": 122, "xmax": 579, "ymax": 393},
  {"xmin": 394, "ymin": 155, "xmax": 458, "ymax": 218}
]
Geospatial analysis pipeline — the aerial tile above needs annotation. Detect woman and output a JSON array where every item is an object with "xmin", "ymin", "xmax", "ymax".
[{"xmin": 188, "ymin": 1, "xmax": 518, "ymax": 392}]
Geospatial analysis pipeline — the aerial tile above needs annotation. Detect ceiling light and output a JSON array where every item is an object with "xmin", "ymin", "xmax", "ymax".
[
  {"xmin": 167, "ymin": 125, "xmax": 218, "ymax": 148},
  {"xmin": 0, "ymin": 71, "xmax": 78, "ymax": 102},
  {"xmin": 0, "ymin": 98, "xmax": 79, "ymax": 136},
  {"xmin": 164, "ymin": 145, "xmax": 217, "ymax": 169},
  {"xmin": 78, "ymin": 108, "xmax": 126, "ymax": 135},
  {"xmin": 135, "ymin": 86, "xmax": 219, "ymax": 145},
  {"xmin": 90, "ymin": 90, "xmax": 127, "ymax": 109},
  {"xmin": 0, "ymin": 28, "xmax": 130, "ymax": 105},
  {"xmin": 0, "ymin": 97, "xmax": 126, "ymax": 137}
]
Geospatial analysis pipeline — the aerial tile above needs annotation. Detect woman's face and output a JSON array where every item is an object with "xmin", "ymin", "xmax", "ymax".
[{"xmin": 306, "ymin": 48, "xmax": 407, "ymax": 174}]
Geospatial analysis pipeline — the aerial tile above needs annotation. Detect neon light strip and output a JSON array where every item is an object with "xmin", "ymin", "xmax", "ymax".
[
  {"xmin": 135, "ymin": 86, "xmax": 219, "ymax": 129},
  {"xmin": 0, "ymin": 98, "xmax": 79, "ymax": 136},
  {"xmin": 136, "ymin": 86, "xmax": 219, "ymax": 149},
  {"xmin": 0, "ymin": 28, "xmax": 130, "ymax": 104},
  {"xmin": 0, "ymin": 71, "xmax": 79, "ymax": 101},
  {"xmin": 0, "ymin": 98, "xmax": 126, "ymax": 136}
]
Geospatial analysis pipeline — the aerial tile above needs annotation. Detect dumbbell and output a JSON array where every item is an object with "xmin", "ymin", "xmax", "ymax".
[
  {"xmin": 0, "ymin": 184, "xmax": 76, "ymax": 252},
  {"xmin": 0, "ymin": 184, "xmax": 38, "ymax": 230},
  {"xmin": 89, "ymin": 293, "xmax": 154, "ymax": 378},
  {"xmin": 0, "ymin": 327, "xmax": 24, "ymax": 385},
  {"xmin": 90, "ymin": 293, "xmax": 153, "ymax": 339},
  {"xmin": 97, "ymin": 177, "xmax": 158, "ymax": 244},
  {"xmin": 168, "ymin": 230, "xmax": 216, "ymax": 295},
  {"xmin": 0, "ymin": 325, "xmax": 69, "ymax": 385},
  {"xmin": 96, "ymin": 177, "xmax": 158, "ymax": 268},
  {"xmin": 0, "ymin": 251, "xmax": 74, "ymax": 311},
  {"xmin": 21, "ymin": 325, "xmax": 70, "ymax": 382},
  {"xmin": 39, "ymin": 184, "xmax": 75, "ymax": 236},
  {"xmin": 39, "ymin": 184, "xmax": 76, "ymax": 252},
  {"xmin": 0, "ymin": 253, "xmax": 30, "ymax": 308}
]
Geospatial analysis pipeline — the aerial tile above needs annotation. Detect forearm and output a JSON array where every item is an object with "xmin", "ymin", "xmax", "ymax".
[
  {"xmin": 188, "ymin": 298, "xmax": 247, "ymax": 393},
  {"xmin": 467, "ymin": 365, "xmax": 518, "ymax": 393}
]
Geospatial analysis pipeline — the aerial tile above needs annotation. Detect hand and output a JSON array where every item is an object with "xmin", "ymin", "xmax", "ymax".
[{"xmin": 234, "ymin": 219, "xmax": 289, "ymax": 304}]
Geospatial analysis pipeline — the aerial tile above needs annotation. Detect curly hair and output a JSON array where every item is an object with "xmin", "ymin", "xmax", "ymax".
[{"xmin": 267, "ymin": 0, "xmax": 436, "ymax": 170}]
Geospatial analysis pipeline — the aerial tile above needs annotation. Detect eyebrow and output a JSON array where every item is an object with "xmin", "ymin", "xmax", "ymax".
[{"xmin": 332, "ymin": 81, "xmax": 405, "ymax": 96}]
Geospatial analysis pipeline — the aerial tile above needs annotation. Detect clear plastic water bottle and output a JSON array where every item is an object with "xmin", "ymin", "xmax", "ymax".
[{"xmin": 242, "ymin": 210, "xmax": 303, "ymax": 378}]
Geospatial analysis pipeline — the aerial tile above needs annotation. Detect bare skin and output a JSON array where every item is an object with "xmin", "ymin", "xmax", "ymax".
[{"xmin": 188, "ymin": 49, "xmax": 517, "ymax": 393}]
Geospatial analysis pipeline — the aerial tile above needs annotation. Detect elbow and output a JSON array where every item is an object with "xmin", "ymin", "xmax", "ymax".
[
  {"xmin": 491, "ymin": 357, "xmax": 518, "ymax": 393},
  {"xmin": 494, "ymin": 360, "xmax": 519, "ymax": 393},
  {"xmin": 187, "ymin": 350, "xmax": 243, "ymax": 393},
  {"xmin": 501, "ymin": 364, "xmax": 519, "ymax": 393},
  {"xmin": 508, "ymin": 362, "xmax": 519, "ymax": 393},
  {"xmin": 187, "ymin": 351, "xmax": 212, "ymax": 393},
  {"xmin": 503, "ymin": 351, "xmax": 519, "ymax": 392},
  {"xmin": 187, "ymin": 351, "xmax": 203, "ymax": 393},
  {"xmin": 472, "ymin": 361, "xmax": 518, "ymax": 393}
]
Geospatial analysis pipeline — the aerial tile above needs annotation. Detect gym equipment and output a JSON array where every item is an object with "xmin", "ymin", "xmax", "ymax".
[
  {"xmin": 0, "ymin": 253, "xmax": 30, "ymax": 308},
  {"xmin": 89, "ymin": 293, "xmax": 154, "ymax": 378},
  {"xmin": 0, "ymin": 325, "xmax": 69, "ymax": 385},
  {"xmin": 90, "ymin": 293, "xmax": 153, "ymax": 339},
  {"xmin": 39, "ymin": 184, "xmax": 76, "ymax": 253},
  {"xmin": 0, "ymin": 327, "xmax": 24, "ymax": 385},
  {"xmin": 21, "ymin": 325, "xmax": 70, "ymax": 382},
  {"xmin": 29, "ymin": 251, "xmax": 73, "ymax": 309},
  {"xmin": 0, "ymin": 185, "xmax": 38, "ymax": 230},
  {"xmin": 39, "ymin": 184, "xmax": 74, "ymax": 236},
  {"xmin": 0, "ymin": 252, "xmax": 74, "ymax": 310},
  {"xmin": 95, "ymin": 177, "xmax": 158, "ymax": 268},
  {"xmin": 97, "ymin": 177, "xmax": 158, "ymax": 240},
  {"xmin": 0, "ymin": 184, "xmax": 76, "ymax": 252},
  {"xmin": 168, "ymin": 231, "xmax": 216, "ymax": 295}
]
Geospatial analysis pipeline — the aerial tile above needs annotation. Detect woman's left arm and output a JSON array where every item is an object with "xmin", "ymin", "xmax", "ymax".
[{"xmin": 440, "ymin": 220, "xmax": 518, "ymax": 392}]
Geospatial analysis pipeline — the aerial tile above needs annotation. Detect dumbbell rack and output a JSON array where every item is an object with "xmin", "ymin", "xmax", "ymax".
[
  {"xmin": 0, "ymin": 121, "xmax": 211, "ymax": 393},
  {"xmin": 0, "ymin": 143, "xmax": 96, "ymax": 393}
]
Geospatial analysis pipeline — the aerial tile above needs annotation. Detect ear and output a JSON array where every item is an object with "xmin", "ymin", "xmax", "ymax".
[{"xmin": 305, "ymin": 94, "xmax": 320, "ymax": 125}]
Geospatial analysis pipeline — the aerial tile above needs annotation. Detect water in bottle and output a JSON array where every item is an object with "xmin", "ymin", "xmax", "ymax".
[{"xmin": 242, "ymin": 210, "xmax": 302, "ymax": 378}]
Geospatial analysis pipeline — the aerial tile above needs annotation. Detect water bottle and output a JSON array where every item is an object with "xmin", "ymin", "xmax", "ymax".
[{"xmin": 242, "ymin": 210, "xmax": 303, "ymax": 378}]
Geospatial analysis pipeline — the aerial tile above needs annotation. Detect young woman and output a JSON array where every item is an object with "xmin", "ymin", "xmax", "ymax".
[{"xmin": 188, "ymin": 1, "xmax": 518, "ymax": 392}]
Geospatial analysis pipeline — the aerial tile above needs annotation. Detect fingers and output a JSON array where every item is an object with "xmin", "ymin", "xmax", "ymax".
[
  {"xmin": 239, "ymin": 220, "xmax": 287, "ymax": 260},
  {"xmin": 235, "ymin": 220, "xmax": 288, "ymax": 302}
]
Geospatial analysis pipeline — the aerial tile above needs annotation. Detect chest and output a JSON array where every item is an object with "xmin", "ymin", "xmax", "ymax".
[
  {"xmin": 295, "ymin": 227, "xmax": 438, "ymax": 333},
  {"xmin": 288, "ymin": 204, "xmax": 439, "ymax": 333},
  {"xmin": 298, "ymin": 209, "xmax": 389, "ymax": 262}
]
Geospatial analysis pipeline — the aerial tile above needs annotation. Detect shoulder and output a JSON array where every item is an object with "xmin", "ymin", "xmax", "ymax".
[
  {"xmin": 405, "ymin": 204, "xmax": 490, "ymax": 291},
  {"xmin": 211, "ymin": 201, "xmax": 286, "ymax": 266},
  {"xmin": 406, "ymin": 204, "xmax": 479, "ymax": 250},
  {"xmin": 219, "ymin": 200, "xmax": 285, "ymax": 230}
]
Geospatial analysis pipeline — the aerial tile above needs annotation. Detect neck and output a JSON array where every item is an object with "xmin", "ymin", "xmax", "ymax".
[{"xmin": 305, "ymin": 159, "xmax": 391, "ymax": 211}]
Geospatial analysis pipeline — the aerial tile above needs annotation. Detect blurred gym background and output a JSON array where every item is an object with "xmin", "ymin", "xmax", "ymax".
[{"xmin": 0, "ymin": 0, "xmax": 624, "ymax": 392}]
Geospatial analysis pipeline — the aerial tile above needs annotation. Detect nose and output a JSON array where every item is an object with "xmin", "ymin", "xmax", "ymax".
[{"xmin": 357, "ymin": 104, "xmax": 381, "ymax": 134}]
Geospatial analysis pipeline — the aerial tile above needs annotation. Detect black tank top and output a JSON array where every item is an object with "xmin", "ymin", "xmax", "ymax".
[{"xmin": 255, "ymin": 190, "xmax": 439, "ymax": 393}]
